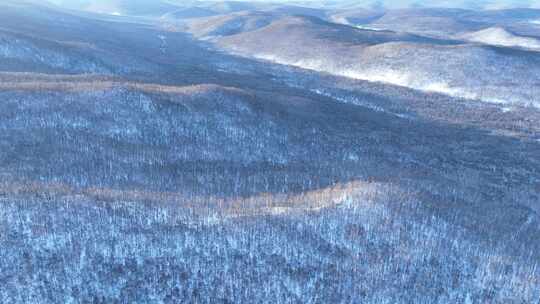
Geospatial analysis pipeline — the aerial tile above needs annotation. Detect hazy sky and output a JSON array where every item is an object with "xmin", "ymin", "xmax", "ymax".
[{"xmin": 46, "ymin": 0, "xmax": 540, "ymax": 10}]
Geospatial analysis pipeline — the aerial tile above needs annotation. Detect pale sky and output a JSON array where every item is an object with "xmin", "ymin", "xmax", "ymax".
[{"xmin": 46, "ymin": 0, "xmax": 540, "ymax": 10}]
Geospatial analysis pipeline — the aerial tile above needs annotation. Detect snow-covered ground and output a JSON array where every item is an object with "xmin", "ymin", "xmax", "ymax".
[
  {"xmin": 461, "ymin": 27, "xmax": 540, "ymax": 51},
  {"xmin": 250, "ymin": 52, "xmax": 538, "ymax": 107},
  {"xmin": 0, "ymin": 35, "xmax": 109, "ymax": 73}
]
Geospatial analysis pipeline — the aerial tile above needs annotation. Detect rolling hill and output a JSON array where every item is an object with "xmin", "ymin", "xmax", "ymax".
[
  {"xmin": 460, "ymin": 26, "xmax": 540, "ymax": 50},
  {"xmin": 190, "ymin": 13, "xmax": 540, "ymax": 107},
  {"xmin": 187, "ymin": 11, "xmax": 280, "ymax": 38},
  {"xmin": 337, "ymin": 7, "xmax": 540, "ymax": 39},
  {"xmin": 352, "ymin": 8, "xmax": 488, "ymax": 37}
]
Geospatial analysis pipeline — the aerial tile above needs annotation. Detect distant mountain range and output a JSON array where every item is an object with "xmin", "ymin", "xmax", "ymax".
[{"xmin": 183, "ymin": 12, "xmax": 540, "ymax": 106}]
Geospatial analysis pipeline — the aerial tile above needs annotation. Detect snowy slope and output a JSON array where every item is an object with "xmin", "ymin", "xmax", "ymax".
[
  {"xmin": 196, "ymin": 15, "xmax": 540, "ymax": 107},
  {"xmin": 461, "ymin": 27, "xmax": 540, "ymax": 50}
]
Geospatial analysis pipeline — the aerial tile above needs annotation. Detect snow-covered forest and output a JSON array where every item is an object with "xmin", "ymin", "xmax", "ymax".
[{"xmin": 1, "ymin": 1, "xmax": 539, "ymax": 303}]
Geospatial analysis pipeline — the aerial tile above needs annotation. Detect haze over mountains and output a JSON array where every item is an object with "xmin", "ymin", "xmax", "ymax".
[{"xmin": 1, "ymin": 1, "xmax": 540, "ymax": 303}]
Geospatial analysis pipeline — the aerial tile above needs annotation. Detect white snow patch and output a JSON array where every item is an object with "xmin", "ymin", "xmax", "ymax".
[
  {"xmin": 341, "ymin": 69, "xmax": 412, "ymax": 87},
  {"xmin": 309, "ymin": 88, "xmax": 411, "ymax": 119},
  {"xmin": 330, "ymin": 16, "xmax": 383, "ymax": 31},
  {"xmin": 268, "ymin": 207, "xmax": 291, "ymax": 216},
  {"xmin": 249, "ymin": 52, "xmax": 526, "ymax": 107},
  {"xmin": 462, "ymin": 27, "xmax": 540, "ymax": 51},
  {"xmin": 421, "ymin": 82, "xmax": 479, "ymax": 100},
  {"xmin": 158, "ymin": 34, "xmax": 167, "ymax": 53},
  {"xmin": 353, "ymin": 25, "xmax": 384, "ymax": 31},
  {"xmin": 330, "ymin": 16, "xmax": 349, "ymax": 25},
  {"xmin": 338, "ymin": 70, "xmax": 488, "ymax": 104}
]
